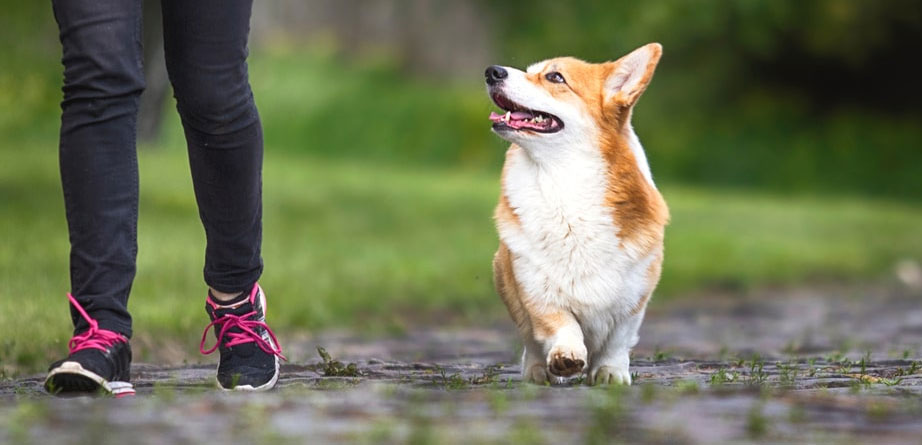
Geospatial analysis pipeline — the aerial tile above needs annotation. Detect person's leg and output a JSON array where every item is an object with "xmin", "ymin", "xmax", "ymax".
[
  {"xmin": 46, "ymin": 0, "xmax": 143, "ymax": 396},
  {"xmin": 161, "ymin": 0, "xmax": 282, "ymax": 391},
  {"xmin": 53, "ymin": 0, "xmax": 144, "ymax": 340},
  {"xmin": 161, "ymin": 0, "xmax": 263, "ymax": 297}
]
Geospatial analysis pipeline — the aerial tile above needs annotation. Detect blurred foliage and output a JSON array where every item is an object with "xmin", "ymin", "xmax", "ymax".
[
  {"xmin": 0, "ymin": 1, "xmax": 60, "ymax": 141},
  {"xmin": 489, "ymin": 0, "xmax": 921, "ymax": 110},
  {"xmin": 251, "ymin": 46, "xmax": 503, "ymax": 169},
  {"xmin": 487, "ymin": 0, "xmax": 922, "ymax": 200},
  {"xmin": 3, "ymin": 0, "xmax": 919, "ymax": 200}
]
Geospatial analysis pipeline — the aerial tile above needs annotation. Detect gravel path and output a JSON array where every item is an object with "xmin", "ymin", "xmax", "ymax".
[{"xmin": 2, "ymin": 286, "xmax": 921, "ymax": 444}]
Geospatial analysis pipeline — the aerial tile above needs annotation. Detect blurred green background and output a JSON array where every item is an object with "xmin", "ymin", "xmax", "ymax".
[{"xmin": 1, "ymin": 0, "xmax": 921, "ymax": 374}]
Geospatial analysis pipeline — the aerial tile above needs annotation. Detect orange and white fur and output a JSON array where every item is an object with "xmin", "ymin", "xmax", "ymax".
[{"xmin": 487, "ymin": 43, "xmax": 669, "ymax": 385}]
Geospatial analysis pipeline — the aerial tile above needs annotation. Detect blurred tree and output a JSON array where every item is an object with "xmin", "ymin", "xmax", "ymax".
[
  {"xmin": 138, "ymin": 0, "xmax": 170, "ymax": 143},
  {"xmin": 486, "ymin": 0, "xmax": 922, "ymax": 112},
  {"xmin": 252, "ymin": 0, "xmax": 493, "ymax": 78}
]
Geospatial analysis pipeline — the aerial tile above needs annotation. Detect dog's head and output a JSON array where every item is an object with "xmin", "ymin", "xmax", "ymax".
[{"xmin": 485, "ymin": 43, "xmax": 662, "ymax": 153}]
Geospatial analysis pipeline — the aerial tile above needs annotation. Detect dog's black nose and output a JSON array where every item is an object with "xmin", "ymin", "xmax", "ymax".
[{"xmin": 485, "ymin": 65, "xmax": 508, "ymax": 85}]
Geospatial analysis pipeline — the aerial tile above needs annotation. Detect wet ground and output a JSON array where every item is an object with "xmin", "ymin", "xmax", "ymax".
[{"xmin": 2, "ymin": 285, "xmax": 922, "ymax": 444}]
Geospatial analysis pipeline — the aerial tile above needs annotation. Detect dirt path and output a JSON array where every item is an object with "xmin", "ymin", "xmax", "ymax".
[{"xmin": 2, "ymin": 286, "xmax": 922, "ymax": 444}]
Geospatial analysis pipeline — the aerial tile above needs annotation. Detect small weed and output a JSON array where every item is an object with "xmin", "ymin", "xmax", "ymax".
[
  {"xmin": 435, "ymin": 365, "xmax": 467, "ymax": 390},
  {"xmin": 43, "ymin": 379, "xmax": 58, "ymax": 396},
  {"xmin": 746, "ymin": 355, "xmax": 767, "ymax": 386},
  {"xmin": 849, "ymin": 378, "xmax": 871, "ymax": 393},
  {"xmin": 881, "ymin": 377, "xmax": 903, "ymax": 387},
  {"xmin": 825, "ymin": 351, "xmax": 849, "ymax": 365},
  {"xmin": 825, "ymin": 351, "xmax": 860, "ymax": 374},
  {"xmin": 858, "ymin": 351, "xmax": 871, "ymax": 375},
  {"xmin": 489, "ymin": 375, "xmax": 518, "ymax": 389},
  {"xmin": 894, "ymin": 361, "xmax": 919, "ymax": 377},
  {"xmin": 470, "ymin": 364, "xmax": 503, "ymax": 385},
  {"xmin": 777, "ymin": 361, "xmax": 799, "ymax": 388},
  {"xmin": 709, "ymin": 367, "xmax": 739, "ymax": 386},
  {"xmin": 317, "ymin": 346, "xmax": 362, "ymax": 377},
  {"xmin": 651, "ymin": 346, "xmax": 673, "ymax": 362}
]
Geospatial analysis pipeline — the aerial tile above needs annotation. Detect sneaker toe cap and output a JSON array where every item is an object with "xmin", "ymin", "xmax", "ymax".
[{"xmin": 217, "ymin": 364, "xmax": 277, "ymax": 389}]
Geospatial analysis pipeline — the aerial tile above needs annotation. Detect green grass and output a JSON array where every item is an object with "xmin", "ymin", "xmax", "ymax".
[{"xmin": 2, "ymin": 143, "xmax": 922, "ymax": 375}]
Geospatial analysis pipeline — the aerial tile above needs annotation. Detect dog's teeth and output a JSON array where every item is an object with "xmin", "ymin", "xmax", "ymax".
[
  {"xmin": 504, "ymin": 111, "xmax": 511, "ymax": 122},
  {"xmin": 535, "ymin": 115, "xmax": 544, "ymax": 123}
]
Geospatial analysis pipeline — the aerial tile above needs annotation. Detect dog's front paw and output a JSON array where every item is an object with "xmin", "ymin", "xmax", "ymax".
[
  {"xmin": 523, "ymin": 363, "xmax": 549, "ymax": 384},
  {"xmin": 546, "ymin": 344, "xmax": 587, "ymax": 377},
  {"xmin": 588, "ymin": 365, "xmax": 632, "ymax": 386}
]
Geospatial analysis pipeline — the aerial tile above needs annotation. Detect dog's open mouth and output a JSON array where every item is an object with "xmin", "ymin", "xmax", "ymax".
[{"xmin": 489, "ymin": 92, "xmax": 563, "ymax": 134}]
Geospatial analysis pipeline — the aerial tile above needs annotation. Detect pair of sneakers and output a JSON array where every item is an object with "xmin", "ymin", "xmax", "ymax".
[{"xmin": 44, "ymin": 283, "xmax": 284, "ymax": 396}]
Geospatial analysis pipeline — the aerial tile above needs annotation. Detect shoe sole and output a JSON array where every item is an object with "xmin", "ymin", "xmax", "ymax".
[
  {"xmin": 45, "ymin": 361, "xmax": 135, "ymax": 397},
  {"xmin": 216, "ymin": 288, "xmax": 281, "ymax": 392}
]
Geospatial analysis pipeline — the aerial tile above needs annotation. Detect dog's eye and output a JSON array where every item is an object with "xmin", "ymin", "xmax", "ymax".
[{"xmin": 545, "ymin": 72, "xmax": 566, "ymax": 84}]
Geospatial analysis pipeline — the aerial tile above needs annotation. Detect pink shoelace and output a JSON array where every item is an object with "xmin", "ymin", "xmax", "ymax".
[
  {"xmin": 199, "ymin": 289, "xmax": 286, "ymax": 361},
  {"xmin": 67, "ymin": 293, "xmax": 128, "ymax": 354}
]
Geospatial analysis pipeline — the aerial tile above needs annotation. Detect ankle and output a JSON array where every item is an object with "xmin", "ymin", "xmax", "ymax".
[{"xmin": 209, "ymin": 288, "xmax": 244, "ymax": 302}]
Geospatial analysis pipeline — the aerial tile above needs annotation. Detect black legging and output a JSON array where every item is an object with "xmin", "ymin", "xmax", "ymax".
[{"xmin": 52, "ymin": 0, "xmax": 263, "ymax": 338}]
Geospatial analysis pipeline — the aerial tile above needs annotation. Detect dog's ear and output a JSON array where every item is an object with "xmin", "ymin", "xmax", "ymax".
[{"xmin": 604, "ymin": 43, "xmax": 662, "ymax": 107}]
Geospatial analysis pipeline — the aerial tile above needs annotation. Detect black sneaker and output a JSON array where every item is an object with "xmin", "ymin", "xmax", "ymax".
[
  {"xmin": 45, "ymin": 294, "xmax": 134, "ymax": 397},
  {"xmin": 199, "ymin": 283, "xmax": 284, "ymax": 391}
]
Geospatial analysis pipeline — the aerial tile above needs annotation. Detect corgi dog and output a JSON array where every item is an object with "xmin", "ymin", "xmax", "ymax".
[{"xmin": 486, "ymin": 43, "xmax": 668, "ymax": 385}]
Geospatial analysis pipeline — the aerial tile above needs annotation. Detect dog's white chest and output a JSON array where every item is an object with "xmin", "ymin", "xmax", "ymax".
[{"xmin": 498, "ymin": 149, "xmax": 651, "ymax": 313}]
